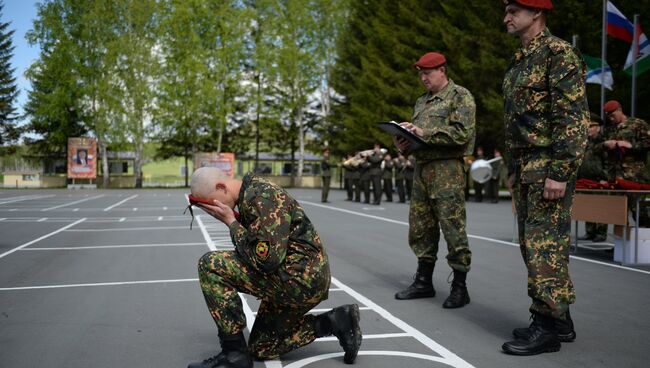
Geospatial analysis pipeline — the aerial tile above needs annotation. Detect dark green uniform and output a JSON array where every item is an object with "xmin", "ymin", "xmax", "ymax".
[
  {"xmin": 198, "ymin": 173, "xmax": 331, "ymax": 360},
  {"xmin": 404, "ymin": 156, "xmax": 415, "ymax": 200},
  {"xmin": 359, "ymin": 160, "xmax": 371, "ymax": 203},
  {"xmin": 503, "ymin": 28, "xmax": 589, "ymax": 319},
  {"xmin": 368, "ymin": 151, "xmax": 383, "ymax": 204},
  {"xmin": 488, "ymin": 157, "xmax": 504, "ymax": 203},
  {"xmin": 408, "ymin": 79, "xmax": 476, "ymax": 272},
  {"xmin": 394, "ymin": 157, "xmax": 406, "ymax": 202},
  {"xmin": 472, "ymin": 152, "xmax": 485, "ymax": 202},
  {"xmin": 342, "ymin": 159, "xmax": 355, "ymax": 201},
  {"xmin": 321, "ymin": 156, "xmax": 331, "ymax": 202},
  {"xmin": 382, "ymin": 159, "xmax": 394, "ymax": 202}
]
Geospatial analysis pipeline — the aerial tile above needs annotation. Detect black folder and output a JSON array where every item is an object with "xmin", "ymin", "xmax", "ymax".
[{"xmin": 377, "ymin": 121, "xmax": 428, "ymax": 151}]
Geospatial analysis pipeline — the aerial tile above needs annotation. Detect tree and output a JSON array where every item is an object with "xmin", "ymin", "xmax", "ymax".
[{"xmin": 0, "ymin": 1, "xmax": 20, "ymax": 153}]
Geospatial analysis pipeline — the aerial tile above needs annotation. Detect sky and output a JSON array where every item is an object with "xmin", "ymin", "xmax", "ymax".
[{"xmin": 4, "ymin": 0, "xmax": 40, "ymax": 116}]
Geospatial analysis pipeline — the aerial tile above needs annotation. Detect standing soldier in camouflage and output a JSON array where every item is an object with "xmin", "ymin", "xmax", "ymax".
[
  {"xmin": 321, "ymin": 148, "xmax": 332, "ymax": 203},
  {"xmin": 502, "ymin": 0, "xmax": 588, "ymax": 356},
  {"xmin": 368, "ymin": 143, "xmax": 384, "ymax": 205},
  {"xmin": 394, "ymin": 153, "xmax": 407, "ymax": 203},
  {"xmin": 578, "ymin": 114, "xmax": 609, "ymax": 242},
  {"xmin": 393, "ymin": 51, "xmax": 476, "ymax": 310},
  {"xmin": 488, "ymin": 149, "xmax": 504, "ymax": 203},
  {"xmin": 342, "ymin": 153, "xmax": 356, "ymax": 201},
  {"xmin": 601, "ymin": 100, "xmax": 650, "ymax": 183},
  {"xmin": 382, "ymin": 153, "xmax": 394, "ymax": 202},
  {"xmin": 359, "ymin": 156, "xmax": 371, "ymax": 204},
  {"xmin": 187, "ymin": 168, "xmax": 362, "ymax": 368},
  {"xmin": 404, "ymin": 154, "xmax": 415, "ymax": 200}
]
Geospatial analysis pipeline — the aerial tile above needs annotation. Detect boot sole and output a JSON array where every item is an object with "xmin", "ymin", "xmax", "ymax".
[
  {"xmin": 343, "ymin": 304, "xmax": 362, "ymax": 364},
  {"xmin": 501, "ymin": 343, "xmax": 561, "ymax": 356},
  {"xmin": 394, "ymin": 290, "xmax": 435, "ymax": 300},
  {"xmin": 442, "ymin": 296, "xmax": 470, "ymax": 309}
]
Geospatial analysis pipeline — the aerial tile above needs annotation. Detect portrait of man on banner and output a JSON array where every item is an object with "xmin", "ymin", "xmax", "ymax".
[{"xmin": 68, "ymin": 138, "xmax": 97, "ymax": 179}]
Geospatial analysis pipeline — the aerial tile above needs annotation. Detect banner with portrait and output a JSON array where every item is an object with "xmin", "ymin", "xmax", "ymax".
[
  {"xmin": 194, "ymin": 152, "xmax": 235, "ymax": 178},
  {"xmin": 68, "ymin": 137, "xmax": 97, "ymax": 179}
]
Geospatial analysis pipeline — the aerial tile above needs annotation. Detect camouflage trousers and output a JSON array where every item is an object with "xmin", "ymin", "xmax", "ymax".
[
  {"xmin": 513, "ymin": 180, "xmax": 576, "ymax": 319},
  {"xmin": 408, "ymin": 159, "xmax": 471, "ymax": 272},
  {"xmin": 198, "ymin": 251, "xmax": 330, "ymax": 360}
]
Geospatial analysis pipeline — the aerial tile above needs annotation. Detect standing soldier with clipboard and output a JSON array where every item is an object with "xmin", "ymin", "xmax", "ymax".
[{"xmin": 391, "ymin": 51, "xmax": 476, "ymax": 309}]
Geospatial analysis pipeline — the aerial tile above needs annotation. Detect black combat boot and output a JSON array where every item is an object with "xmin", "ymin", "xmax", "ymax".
[
  {"xmin": 394, "ymin": 260, "xmax": 435, "ymax": 300},
  {"xmin": 188, "ymin": 331, "xmax": 252, "ymax": 368},
  {"xmin": 502, "ymin": 313, "xmax": 561, "ymax": 356},
  {"xmin": 512, "ymin": 309, "xmax": 576, "ymax": 342},
  {"xmin": 442, "ymin": 270, "xmax": 470, "ymax": 308},
  {"xmin": 314, "ymin": 304, "xmax": 362, "ymax": 364}
]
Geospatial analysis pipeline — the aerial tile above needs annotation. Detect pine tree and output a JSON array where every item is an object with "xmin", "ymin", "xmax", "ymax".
[{"xmin": 0, "ymin": 0, "xmax": 19, "ymax": 152}]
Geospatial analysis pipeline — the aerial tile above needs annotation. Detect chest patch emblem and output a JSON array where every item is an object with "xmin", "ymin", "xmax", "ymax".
[{"xmin": 255, "ymin": 241, "xmax": 270, "ymax": 260}]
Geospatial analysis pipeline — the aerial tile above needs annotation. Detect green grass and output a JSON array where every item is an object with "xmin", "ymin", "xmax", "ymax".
[{"xmin": 142, "ymin": 157, "xmax": 192, "ymax": 179}]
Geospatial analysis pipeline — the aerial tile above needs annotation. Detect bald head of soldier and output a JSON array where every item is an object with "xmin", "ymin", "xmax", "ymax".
[
  {"xmin": 190, "ymin": 167, "xmax": 241, "ymax": 209},
  {"xmin": 503, "ymin": 0, "xmax": 552, "ymax": 45}
]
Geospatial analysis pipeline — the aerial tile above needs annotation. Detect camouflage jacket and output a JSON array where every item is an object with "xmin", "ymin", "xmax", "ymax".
[
  {"xmin": 228, "ymin": 173, "xmax": 329, "ymax": 276},
  {"xmin": 601, "ymin": 117, "xmax": 650, "ymax": 182},
  {"xmin": 411, "ymin": 79, "xmax": 476, "ymax": 162},
  {"xmin": 503, "ymin": 28, "xmax": 589, "ymax": 183}
]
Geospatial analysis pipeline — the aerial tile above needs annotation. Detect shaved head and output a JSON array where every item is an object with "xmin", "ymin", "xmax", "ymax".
[{"xmin": 191, "ymin": 167, "xmax": 228, "ymax": 198}]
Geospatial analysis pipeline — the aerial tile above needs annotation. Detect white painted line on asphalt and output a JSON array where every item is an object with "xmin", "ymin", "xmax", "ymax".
[
  {"xmin": 163, "ymin": 206, "xmax": 168, "ymax": 210},
  {"xmin": 41, "ymin": 195, "xmax": 105, "ymax": 211},
  {"xmin": 251, "ymin": 306, "xmax": 372, "ymax": 315},
  {"xmin": 103, "ymin": 194, "xmax": 138, "ymax": 211},
  {"xmin": 133, "ymin": 208, "xmax": 138, "ymax": 211},
  {"xmin": 0, "ymin": 278, "xmax": 197, "ymax": 291},
  {"xmin": 196, "ymin": 215, "xmax": 216, "ymax": 250},
  {"xmin": 158, "ymin": 216, "xmax": 163, "ymax": 221},
  {"xmin": 9, "ymin": 209, "xmax": 17, "ymax": 212},
  {"xmin": 119, "ymin": 218, "xmax": 126, "ymax": 222},
  {"xmin": 0, "ymin": 194, "xmax": 56, "ymax": 205},
  {"xmin": 65, "ymin": 226, "xmax": 188, "ymax": 232},
  {"xmin": 316, "ymin": 333, "xmax": 410, "ymax": 342},
  {"xmin": 284, "ymin": 351, "xmax": 450, "ymax": 368},
  {"xmin": 37, "ymin": 218, "xmax": 47, "ymax": 222},
  {"xmin": 332, "ymin": 276, "xmax": 475, "ymax": 368},
  {"xmin": 0, "ymin": 218, "xmax": 5, "ymax": 221},
  {"xmin": 0, "ymin": 218, "xmax": 86, "ymax": 260},
  {"xmin": 302, "ymin": 201, "xmax": 650, "ymax": 276},
  {"xmin": 73, "ymin": 208, "xmax": 79, "ymax": 212},
  {"xmin": 21, "ymin": 242, "xmax": 206, "ymax": 251}
]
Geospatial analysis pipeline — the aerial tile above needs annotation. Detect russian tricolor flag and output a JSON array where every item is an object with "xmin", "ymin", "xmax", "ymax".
[{"xmin": 607, "ymin": 1, "xmax": 634, "ymax": 42}]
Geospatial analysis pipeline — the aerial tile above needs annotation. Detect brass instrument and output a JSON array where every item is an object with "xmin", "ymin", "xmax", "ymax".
[{"xmin": 343, "ymin": 148, "xmax": 387, "ymax": 167}]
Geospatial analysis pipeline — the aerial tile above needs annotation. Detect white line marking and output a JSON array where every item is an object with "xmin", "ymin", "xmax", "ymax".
[
  {"xmin": 0, "ymin": 218, "xmax": 86, "ymax": 260},
  {"xmin": 302, "ymin": 201, "xmax": 650, "ymax": 276},
  {"xmin": 41, "ymin": 195, "xmax": 105, "ymax": 211},
  {"xmin": 196, "ymin": 215, "xmax": 216, "ymax": 250},
  {"xmin": 0, "ymin": 194, "xmax": 56, "ymax": 205},
  {"xmin": 119, "ymin": 218, "xmax": 126, "ymax": 222},
  {"xmin": 9, "ymin": 209, "xmax": 17, "ymax": 212},
  {"xmin": 251, "ymin": 306, "xmax": 371, "ymax": 315},
  {"xmin": 103, "ymin": 194, "xmax": 138, "ymax": 211},
  {"xmin": 133, "ymin": 208, "xmax": 138, "ymax": 211},
  {"xmin": 0, "ymin": 218, "xmax": 5, "ymax": 221},
  {"xmin": 158, "ymin": 216, "xmax": 163, "ymax": 221},
  {"xmin": 37, "ymin": 218, "xmax": 47, "ymax": 222},
  {"xmin": 163, "ymin": 206, "xmax": 168, "ymax": 210},
  {"xmin": 284, "ymin": 351, "xmax": 450, "ymax": 368},
  {"xmin": 65, "ymin": 226, "xmax": 188, "ymax": 232},
  {"xmin": 331, "ymin": 277, "xmax": 475, "ymax": 368},
  {"xmin": 21, "ymin": 243, "xmax": 205, "ymax": 251},
  {"xmin": 0, "ymin": 278, "xmax": 197, "ymax": 291},
  {"xmin": 73, "ymin": 208, "xmax": 79, "ymax": 212}
]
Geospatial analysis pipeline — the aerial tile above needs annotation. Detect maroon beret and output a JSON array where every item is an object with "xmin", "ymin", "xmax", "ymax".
[
  {"xmin": 604, "ymin": 100, "xmax": 621, "ymax": 114},
  {"xmin": 413, "ymin": 52, "xmax": 446, "ymax": 70},
  {"xmin": 504, "ymin": 0, "xmax": 553, "ymax": 10}
]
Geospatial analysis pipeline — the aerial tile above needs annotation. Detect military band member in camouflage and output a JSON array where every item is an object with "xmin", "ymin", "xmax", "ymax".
[
  {"xmin": 393, "ymin": 51, "xmax": 476, "ymax": 310},
  {"xmin": 187, "ymin": 168, "xmax": 361, "ymax": 368},
  {"xmin": 321, "ymin": 148, "xmax": 332, "ymax": 203},
  {"xmin": 502, "ymin": 0, "xmax": 589, "ymax": 356}
]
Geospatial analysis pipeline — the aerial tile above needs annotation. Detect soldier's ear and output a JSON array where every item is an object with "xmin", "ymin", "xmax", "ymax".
[{"xmin": 215, "ymin": 182, "xmax": 227, "ymax": 193}]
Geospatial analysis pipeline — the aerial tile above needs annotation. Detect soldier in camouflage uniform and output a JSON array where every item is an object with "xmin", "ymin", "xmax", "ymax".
[
  {"xmin": 601, "ymin": 100, "xmax": 650, "ymax": 226},
  {"xmin": 394, "ymin": 153, "xmax": 407, "ymax": 203},
  {"xmin": 578, "ymin": 114, "xmax": 609, "ymax": 242},
  {"xmin": 187, "ymin": 167, "xmax": 361, "ymax": 368},
  {"xmin": 321, "ymin": 148, "xmax": 332, "ymax": 203},
  {"xmin": 502, "ymin": 0, "xmax": 588, "ymax": 356},
  {"xmin": 601, "ymin": 100, "xmax": 650, "ymax": 183},
  {"xmin": 393, "ymin": 51, "xmax": 476, "ymax": 310},
  {"xmin": 382, "ymin": 153, "xmax": 394, "ymax": 202}
]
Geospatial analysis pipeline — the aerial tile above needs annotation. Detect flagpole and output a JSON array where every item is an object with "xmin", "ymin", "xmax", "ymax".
[
  {"xmin": 631, "ymin": 14, "xmax": 639, "ymax": 118},
  {"xmin": 601, "ymin": 0, "xmax": 607, "ymax": 120}
]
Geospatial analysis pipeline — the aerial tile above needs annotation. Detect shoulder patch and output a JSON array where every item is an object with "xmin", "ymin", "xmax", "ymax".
[
  {"xmin": 547, "ymin": 37, "xmax": 572, "ymax": 55},
  {"xmin": 255, "ymin": 241, "xmax": 270, "ymax": 260}
]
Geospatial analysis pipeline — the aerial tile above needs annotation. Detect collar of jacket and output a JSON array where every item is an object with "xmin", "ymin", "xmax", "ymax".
[
  {"xmin": 514, "ymin": 27, "xmax": 551, "ymax": 61},
  {"xmin": 425, "ymin": 79, "xmax": 457, "ymax": 102}
]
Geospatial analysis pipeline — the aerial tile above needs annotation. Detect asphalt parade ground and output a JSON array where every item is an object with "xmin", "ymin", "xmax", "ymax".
[{"xmin": 0, "ymin": 188, "xmax": 648, "ymax": 368}]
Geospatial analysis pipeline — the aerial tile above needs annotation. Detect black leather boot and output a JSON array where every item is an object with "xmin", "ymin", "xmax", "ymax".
[
  {"xmin": 395, "ymin": 260, "xmax": 435, "ymax": 300},
  {"xmin": 512, "ymin": 309, "xmax": 576, "ymax": 342},
  {"xmin": 188, "ymin": 331, "xmax": 252, "ymax": 368},
  {"xmin": 502, "ymin": 313, "xmax": 561, "ymax": 356},
  {"xmin": 314, "ymin": 304, "xmax": 362, "ymax": 364},
  {"xmin": 442, "ymin": 270, "xmax": 470, "ymax": 309}
]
